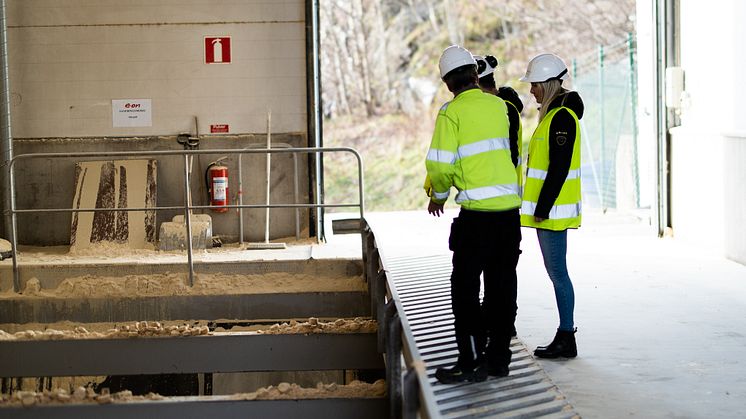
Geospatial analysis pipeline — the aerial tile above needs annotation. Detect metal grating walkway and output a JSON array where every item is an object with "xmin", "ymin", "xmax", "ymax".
[{"xmin": 385, "ymin": 254, "xmax": 579, "ymax": 419}]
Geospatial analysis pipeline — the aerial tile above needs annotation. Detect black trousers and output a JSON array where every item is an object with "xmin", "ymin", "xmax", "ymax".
[{"xmin": 448, "ymin": 208, "xmax": 521, "ymax": 369}]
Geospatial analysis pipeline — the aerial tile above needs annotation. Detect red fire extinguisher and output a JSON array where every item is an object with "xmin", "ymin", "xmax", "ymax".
[{"xmin": 206, "ymin": 162, "xmax": 229, "ymax": 213}]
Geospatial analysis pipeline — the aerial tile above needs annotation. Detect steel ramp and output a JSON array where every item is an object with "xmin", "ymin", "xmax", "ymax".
[{"xmin": 385, "ymin": 254, "xmax": 579, "ymax": 418}]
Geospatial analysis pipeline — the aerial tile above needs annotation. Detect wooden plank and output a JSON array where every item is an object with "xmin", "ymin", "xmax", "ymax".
[{"xmin": 70, "ymin": 159, "xmax": 157, "ymax": 250}]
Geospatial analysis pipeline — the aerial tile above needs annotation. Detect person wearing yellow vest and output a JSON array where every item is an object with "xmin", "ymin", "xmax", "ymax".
[
  {"xmin": 423, "ymin": 55, "xmax": 524, "ymax": 209},
  {"xmin": 519, "ymin": 53, "xmax": 583, "ymax": 359},
  {"xmin": 426, "ymin": 45, "xmax": 522, "ymax": 383}
]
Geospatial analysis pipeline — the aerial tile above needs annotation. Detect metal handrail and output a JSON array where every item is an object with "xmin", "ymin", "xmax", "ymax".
[
  {"xmin": 6, "ymin": 147, "xmax": 365, "ymax": 292},
  {"xmin": 363, "ymin": 221, "xmax": 441, "ymax": 419}
]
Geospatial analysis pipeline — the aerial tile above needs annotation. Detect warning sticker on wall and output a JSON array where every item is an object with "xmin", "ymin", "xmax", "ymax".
[
  {"xmin": 112, "ymin": 99, "xmax": 152, "ymax": 127},
  {"xmin": 210, "ymin": 124, "xmax": 229, "ymax": 133}
]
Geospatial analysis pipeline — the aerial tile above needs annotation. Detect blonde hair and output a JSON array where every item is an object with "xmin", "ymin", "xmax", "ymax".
[{"xmin": 537, "ymin": 79, "xmax": 566, "ymax": 121}]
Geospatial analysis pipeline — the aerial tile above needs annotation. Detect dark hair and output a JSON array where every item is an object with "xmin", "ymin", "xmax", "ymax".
[
  {"xmin": 443, "ymin": 64, "xmax": 477, "ymax": 92},
  {"xmin": 478, "ymin": 73, "xmax": 496, "ymax": 89}
]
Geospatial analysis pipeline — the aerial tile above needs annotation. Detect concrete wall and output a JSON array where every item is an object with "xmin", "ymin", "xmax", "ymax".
[
  {"xmin": 7, "ymin": 0, "xmax": 306, "ymax": 136},
  {"xmin": 13, "ymin": 135, "xmax": 310, "ymax": 245},
  {"xmin": 665, "ymin": 0, "xmax": 746, "ymax": 264},
  {"xmin": 3, "ymin": 0, "xmax": 314, "ymax": 245}
]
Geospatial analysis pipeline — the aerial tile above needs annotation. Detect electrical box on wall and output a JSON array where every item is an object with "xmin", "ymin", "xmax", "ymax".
[{"xmin": 665, "ymin": 67, "xmax": 685, "ymax": 109}]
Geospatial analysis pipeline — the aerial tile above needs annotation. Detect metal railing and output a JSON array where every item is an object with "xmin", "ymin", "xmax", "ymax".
[
  {"xmin": 362, "ymin": 220, "xmax": 441, "ymax": 419},
  {"xmin": 6, "ymin": 147, "xmax": 365, "ymax": 292}
]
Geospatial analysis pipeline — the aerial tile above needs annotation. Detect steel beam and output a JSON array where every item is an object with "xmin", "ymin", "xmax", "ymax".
[
  {"xmin": 0, "ymin": 397, "xmax": 387, "ymax": 419},
  {"xmin": 0, "ymin": 333, "xmax": 383, "ymax": 377},
  {"xmin": 0, "ymin": 291, "xmax": 370, "ymax": 324}
]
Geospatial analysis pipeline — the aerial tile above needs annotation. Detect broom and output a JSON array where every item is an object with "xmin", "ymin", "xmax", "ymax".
[{"xmin": 246, "ymin": 110, "xmax": 286, "ymax": 250}]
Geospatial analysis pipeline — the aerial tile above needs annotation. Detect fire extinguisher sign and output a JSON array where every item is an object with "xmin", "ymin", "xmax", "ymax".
[{"xmin": 205, "ymin": 36, "xmax": 231, "ymax": 64}]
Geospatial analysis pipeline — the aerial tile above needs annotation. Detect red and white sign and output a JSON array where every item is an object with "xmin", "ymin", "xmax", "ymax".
[
  {"xmin": 205, "ymin": 36, "xmax": 231, "ymax": 64},
  {"xmin": 210, "ymin": 124, "xmax": 229, "ymax": 133}
]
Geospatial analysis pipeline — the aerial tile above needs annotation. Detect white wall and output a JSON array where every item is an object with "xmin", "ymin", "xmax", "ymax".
[
  {"xmin": 723, "ymin": 0, "xmax": 746, "ymax": 264},
  {"xmin": 7, "ymin": 0, "xmax": 307, "ymax": 138},
  {"xmin": 669, "ymin": 0, "xmax": 746, "ymax": 263}
]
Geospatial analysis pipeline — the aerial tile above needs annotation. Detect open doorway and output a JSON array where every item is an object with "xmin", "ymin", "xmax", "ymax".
[{"xmin": 318, "ymin": 0, "xmax": 649, "ymax": 226}]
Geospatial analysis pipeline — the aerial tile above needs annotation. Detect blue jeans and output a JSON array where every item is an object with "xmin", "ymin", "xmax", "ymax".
[{"xmin": 536, "ymin": 229, "xmax": 575, "ymax": 331}]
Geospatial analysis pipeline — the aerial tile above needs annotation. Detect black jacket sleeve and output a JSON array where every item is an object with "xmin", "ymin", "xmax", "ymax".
[
  {"xmin": 496, "ymin": 87, "xmax": 523, "ymax": 168},
  {"xmin": 534, "ymin": 109, "xmax": 576, "ymax": 219},
  {"xmin": 506, "ymin": 104, "xmax": 520, "ymax": 168}
]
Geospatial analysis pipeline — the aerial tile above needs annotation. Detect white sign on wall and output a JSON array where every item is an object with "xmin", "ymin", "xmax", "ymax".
[{"xmin": 112, "ymin": 99, "xmax": 152, "ymax": 127}]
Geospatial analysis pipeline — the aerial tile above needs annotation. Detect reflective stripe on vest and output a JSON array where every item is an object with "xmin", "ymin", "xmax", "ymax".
[
  {"xmin": 526, "ymin": 168, "xmax": 581, "ymax": 181},
  {"xmin": 457, "ymin": 137, "xmax": 510, "ymax": 159},
  {"xmin": 521, "ymin": 201, "xmax": 581, "ymax": 219},
  {"xmin": 433, "ymin": 190, "xmax": 450, "ymax": 200},
  {"xmin": 426, "ymin": 148, "xmax": 456, "ymax": 165},
  {"xmin": 428, "ymin": 137, "xmax": 509, "ymax": 165},
  {"xmin": 456, "ymin": 183, "xmax": 520, "ymax": 204}
]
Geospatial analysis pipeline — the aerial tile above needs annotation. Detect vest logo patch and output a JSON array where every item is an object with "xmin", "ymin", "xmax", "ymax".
[{"xmin": 556, "ymin": 135, "xmax": 567, "ymax": 146}]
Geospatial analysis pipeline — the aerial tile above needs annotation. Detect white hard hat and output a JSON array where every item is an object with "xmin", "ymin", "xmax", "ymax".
[
  {"xmin": 519, "ymin": 53, "xmax": 569, "ymax": 83},
  {"xmin": 474, "ymin": 55, "xmax": 498, "ymax": 78},
  {"xmin": 439, "ymin": 45, "xmax": 476, "ymax": 79}
]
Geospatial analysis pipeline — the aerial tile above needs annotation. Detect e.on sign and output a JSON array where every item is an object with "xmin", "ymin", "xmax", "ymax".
[
  {"xmin": 205, "ymin": 36, "xmax": 231, "ymax": 64},
  {"xmin": 112, "ymin": 99, "xmax": 152, "ymax": 127}
]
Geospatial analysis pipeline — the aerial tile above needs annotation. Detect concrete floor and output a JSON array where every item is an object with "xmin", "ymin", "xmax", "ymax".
[{"xmin": 351, "ymin": 210, "xmax": 746, "ymax": 419}]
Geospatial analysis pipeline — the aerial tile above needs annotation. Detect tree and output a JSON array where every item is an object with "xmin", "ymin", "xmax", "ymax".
[{"xmin": 320, "ymin": 0, "xmax": 636, "ymax": 117}]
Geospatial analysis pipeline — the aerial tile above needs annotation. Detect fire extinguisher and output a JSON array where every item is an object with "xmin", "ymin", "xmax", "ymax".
[{"xmin": 206, "ymin": 161, "xmax": 229, "ymax": 213}]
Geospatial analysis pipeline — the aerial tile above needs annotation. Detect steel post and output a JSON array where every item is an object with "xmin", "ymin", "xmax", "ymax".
[
  {"xmin": 374, "ymin": 270, "xmax": 387, "ymax": 350},
  {"xmin": 628, "ymin": 32, "xmax": 641, "ymax": 208},
  {"xmin": 380, "ymin": 299, "xmax": 397, "ymax": 355},
  {"xmin": 598, "ymin": 44, "xmax": 606, "ymax": 210},
  {"xmin": 386, "ymin": 311, "xmax": 402, "ymax": 419},
  {"xmin": 183, "ymin": 155, "xmax": 195, "ymax": 286},
  {"xmin": 367, "ymin": 247, "xmax": 380, "ymax": 316},
  {"xmin": 402, "ymin": 367, "xmax": 420, "ymax": 419},
  {"xmin": 203, "ymin": 373, "xmax": 213, "ymax": 396}
]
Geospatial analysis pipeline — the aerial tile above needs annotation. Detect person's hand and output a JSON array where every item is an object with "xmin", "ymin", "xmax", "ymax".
[
  {"xmin": 428, "ymin": 201, "xmax": 444, "ymax": 217},
  {"xmin": 534, "ymin": 216, "xmax": 546, "ymax": 223}
]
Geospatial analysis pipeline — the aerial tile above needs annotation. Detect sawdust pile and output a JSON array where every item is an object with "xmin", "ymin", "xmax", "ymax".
[
  {"xmin": 68, "ymin": 242, "xmax": 157, "ymax": 257},
  {"xmin": 0, "ymin": 317, "xmax": 377, "ymax": 341},
  {"xmin": 0, "ymin": 387, "xmax": 163, "ymax": 407},
  {"xmin": 7, "ymin": 271, "xmax": 365, "ymax": 299},
  {"xmin": 0, "ymin": 380, "xmax": 386, "ymax": 407},
  {"xmin": 0, "ymin": 321, "xmax": 209, "ymax": 341},
  {"xmin": 232, "ymin": 379, "xmax": 386, "ymax": 401},
  {"xmin": 257, "ymin": 317, "xmax": 377, "ymax": 334}
]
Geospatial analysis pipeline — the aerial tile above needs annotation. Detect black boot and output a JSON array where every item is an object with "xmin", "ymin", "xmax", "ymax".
[
  {"xmin": 534, "ymin": 328, "xmax": 577, "ymax": 359},
  {"xmin": 435, "ymin": 362, "xmax": 488, "ymax": 384}
]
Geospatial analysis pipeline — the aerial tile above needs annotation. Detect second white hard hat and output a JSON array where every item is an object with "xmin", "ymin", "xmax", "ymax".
[
  {"xmin": 519, "ymin": 53, "xmax": 569, "ymax": 83},
  {"xmin": 439, "ymin": 45, "xmax": 476, "ymax": 79},
  {"xmin": 474, "ymin": 55, "xmax": 498, "ymax": 78}
]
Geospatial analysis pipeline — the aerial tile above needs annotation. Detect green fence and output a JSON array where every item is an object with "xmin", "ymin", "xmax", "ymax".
[{"xmin": 572, "ymin": 33, "xmax": 640, "ymax": 211}]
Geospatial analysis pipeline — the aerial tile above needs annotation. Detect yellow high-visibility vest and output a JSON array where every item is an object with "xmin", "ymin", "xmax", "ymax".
[
  {"xmin": 425, "ymin": 89, "xmax": 520, "ymax": 211},
  {"xmin": 520, "ymin": 106, "xmax": 582, "ymax": 230}
]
